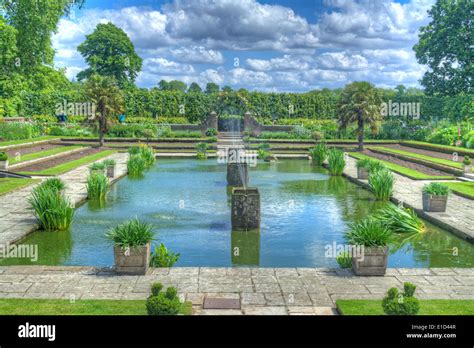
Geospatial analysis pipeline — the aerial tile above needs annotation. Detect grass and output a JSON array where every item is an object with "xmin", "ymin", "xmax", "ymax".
[
  {"xmin": 349, "ymin": 152, "xmax": 454, "ymax": 180},
  {"xmin": 401, "ymin": 140, "xmax": 474, "ymax": 156},
  {"xmin": 86, "ymin": 173, "xmax": 109, "ymax": 200},
  {"xmin": 444, "ymin": 182, "xmax": 474, "ymax": 200},
  {"xmin": 336, "ymin": 299, "xmax": 474, "ymax": 315},
  {"xmin": 0, "ymin": 299, "xmax": 192, "ymax": 315},
  {"xmin": 0, "ymin": 178, "xmax": 39, "ymax": 196},
  {"xmin": 0, "ymin": 136, "xmax": 59, "ymax": 148},
  {"xmin": 19, "ymin": 150, "xmax": 116, "ymax": 176},
  {"xmin": 370, "ymin": 146, "xmax": 464, "ymax": 169},
  {"xmin": 9, "ymin": 145, "xmax": 84, "ymax": 165}
]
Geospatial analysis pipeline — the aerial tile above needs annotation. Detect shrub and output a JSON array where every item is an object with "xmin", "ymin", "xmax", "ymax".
[
  {"xmin": 138, "ymin": 144, "xmax": 155, "ymax": 167},
  {"xmin": 150, "ymin": 243, "xmax": 180, "ymax": 267},
  {"xmin": 0, "ymin": 152, "xmax": 8, "ymax": 161},
  {"xmin": 327, "ymin": 148, "xmax": 345, "ymax": 175},
  {"xmin": 336, "ymin": 251, "xmax": 352, "ymax": 268},
  {"xmin": 422, "ymin": 182, "xmax": 449, "ymax": 196},
  {"xmin": 291, "ymin": 125, "xmax": 312, "ymax": 139},
  {"xmin": 196, "ymin": 142, "xmax": 208, "ymax": 160},
  {"xmin": 127, "ymin": 154, "xmax": 146, "ymax": 176},
  {"xmin": 463, "ymin": 156, "xmax": 471, "ymax": 165},
  {"xmin": 311, "ymin": 131, "xmax": 323, "ymax": 141},
  {"xmin": 375, "ymin": 204, "xmax": 425, "ymax": 234},
  {"xmin": 151, "ymin": 283, "xmax": 163, "ymax": 297},
  {"xmin": 0, "ymin": 122, "xmax": 42, "ymax": 141},
  {"xmin": 368, "ymin": 169, "xmax": 394, "ymax": 201},
  {"xmin": 205, "ymin": 128, "xmax": 218, "ymax": 136},
  {"xmin": 41, "ymin": 178, "xmax": 65, "ymax": 193},
  {"xmin": 382, "ymin": 282, "xmax": 420, "ymax": 315},
  {"xmin": 345, "ymin": 218, "xmax": 393, "ymax": 247},
  {"xmin": 103, "ymin": 159, "xmax": 116, "ymax": 167},
  {"xmin": 146, "ymin": 288, "xmax": 181, "ymax": 316},
  {"xmin": 309, "ymin": 142, "xmax": 328, "ymax": 165},
  {"xmin": 108, "ymin": 124, "xmax": 157, "ymax": 138},
  {"xmin": 86, "ymin": 173, "xmax": 109, "ymax": 200},
  {"xmin": 105, "ymin": 217, "xmax": 155, "ymax": 248},
  {"xmin": 89, "ymin": 162, "xmax": 105, "ymax": 171},
  {"xmin": 28, "ymin": 186, "xmax": 74, "ymax": 231}
]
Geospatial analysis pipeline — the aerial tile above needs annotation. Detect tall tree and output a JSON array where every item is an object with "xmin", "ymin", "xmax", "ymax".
[
  {"xmin": 83, "ymin": 75, "xmax": 124, "ymax": 147},
  {"xmin": 188, "ymin": 82, "xmax": 202, "ymax": 93},
  {"xmin": 414, "ymin": 0, "xmax": 473, "ymax": 96},
  {"xmin": 338, "ymin": 82, "xmax": 383, "ymax": 151},
  {"xmin": 158, "ymin": 80, "xmax": 187, "ymax": 92},
  {"xmin": 205, "ymin": 82, "xmax": 220, "ymax": 94},
  {"xmin": 78, "ymin": 22, "xmax": 142, "ymax": 87}
]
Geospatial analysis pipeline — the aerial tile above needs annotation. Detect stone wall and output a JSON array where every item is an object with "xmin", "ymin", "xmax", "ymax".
[{"xmin": 244, "ymin": 112, "xmax": 292, "ymax": 136}]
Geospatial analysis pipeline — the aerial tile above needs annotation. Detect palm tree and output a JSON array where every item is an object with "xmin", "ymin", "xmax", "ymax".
[
  {"xmin": 83, "ymin": 74, "xmax": 124, "ymax": 147},
  {"xmin": 338, "ymin": 81, "xmax": 383, "ymax": 151}
]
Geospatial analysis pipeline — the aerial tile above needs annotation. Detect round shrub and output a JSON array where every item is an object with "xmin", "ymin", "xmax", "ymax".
[
  {"xmin": 146, "ymin": 294, "xmax": 181, "ymax": 315},
  {"xmin": 165, "ymin": 286, "xmax": 178, "ymax": 300},
  {"xmin": 382, "ymin": 282, "xmax": 420, "ymax": 315},
  {"xmin": 151, "ymin": 282, "xmax": 163, "ymax": 297}
]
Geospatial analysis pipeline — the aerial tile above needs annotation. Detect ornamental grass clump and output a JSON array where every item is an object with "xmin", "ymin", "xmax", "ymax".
[
  {"xmin": 196, "ymin": 142, "xmax": 208, "ymax": 160},
  {"xmin": 375, "ymin": 204, "xmax": 425, "ymax": 234},
  {"xmin": 309, "ymin": 142, "xmax": 328, "ymax": 165},
  {"xmin": 28, "ymin": 185, "xmax": 74, "ymax": 231},
  {"xmin": 345, "ymin": 218, "xmax": 393, "ymax": 247},
  {"xmin": 105, "ymin": 217, "xmax": 155, "ymax": 249},
  {"xmin": 368, "ymin": 168, "xmax": 394, "ymax": 201},
  {"xmin": 422, "ymin": 182, "xmax": 450, "ymax": 196},
  {"xmin": 86, "ymin": 172, "xmax": 109, "ymax": 200},
  {"xmin": 327, "ymin": 148, "xmax": 345, "ymax": 175},
  {"xmin": 357, "ymin": 158, "xmax": 386, "ymax": 172},
  {"xmin": 139, "ymin": 144, "xmax": 155, "ymax": 167},
  {"xmin": 40, "ymin": 177, "xmax": 65, "ymax": 193},
  {"xmin": 127, "ymin": 154, "xmax": 146, "ymax": 176}
]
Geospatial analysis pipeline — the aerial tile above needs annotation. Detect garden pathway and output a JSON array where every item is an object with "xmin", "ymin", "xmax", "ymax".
[
  {"xmin": 0, "ymin": 266, "xmax": 472, "ymax": 315},
  {"xmin": 344, "ymin": 157, "xmax": 474, "ymax": 243},
  {"xmin": 0, "ymin": 152, "xmax": 128, "ymax": 246}
]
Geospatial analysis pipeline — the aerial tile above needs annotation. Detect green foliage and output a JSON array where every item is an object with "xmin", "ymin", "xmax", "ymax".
[
  {"xmin": 336, "ymin": 251, "xmax": 352, "ymax": 269},
  {"xmin": 422, "ymin": 182, "xmax": 450, "ymax": 196},
  {"xmin": 327, "ymin": 148, "xmax": 346, "ymax": 175},
  {"xmin": 151, "ymin": 283, "xmax": 163, "ymax": 297},
  {"xmin": 146, "ymin": 282, "xmax": 181, "ymax": 316},
  {"xmin": 310, "ymin": 142, "xmax": 328, "ymax": 165},
  {"xmin": 291, "ymin": 125, "xmax": 312, "ymax": 139},
  {"xmin": 196, "ymin": 142, "xmax": 208, "ymax": 160},
  {"xmin": 368, "ymin": 169, "xmax": 394, "ymax": 201},
  {"xmin": 108, "ymin": 124, "xmax": 157, "ymax": 138},
  {"xmin": 0, "ymin": 152, "xmax": 8, "ymax": 161},
  {"xmin": 86, "ymin": 173, "xmax": 109, "ymax": 200},
  {"xmin": 0, "ymin": 122, "xmax": 41, "ymax": 141},
  {"xmin": 46, "ymin": 125, "xmax": 93, "ymax": 137},
  {"xmin": 105, "ymin": 217, "xmax": 154, "ymax": 248},
  {"xmin": 375, "ymin": 205, "xmax": 425, "ymax": 234},
  {"xmin": 345, "ymin": 218, "xmax": 393, "ymax": 247},
  {"xmin": 138, "ymin": 144, "xmax": 155, "ymax": 167},
  {"xmin": 463, "ymin": 156, "xmax": 471, "ymax": 165},
  {"xmin": 103, "ymin": 159, "xmax": 116, "ymax": 167},
  {"xmin": 150, "ymin": 243, "xmax": 180, "ymax": 267},
  {"xmin": 28, "ymin": 185, "xmax": 74, "ymax": 231},
  {"xmin": 382, "ymin": 282, "xmax": 420, "ymax": 315},
  {"xmin": 40, "ymin": 178, "xmax": 65, "ymax": 193},
  {"xmin": 127, "ymin": 154, "xmax": 146, "ymax": 176},
  {"xmin": 205, "ymin": 128, "xmax": 218, "ymax": 136},
  {"xmin": 128, "ymin": 146, "xmax": 141, "ymax": 155},
  {"xmin": 89, "ymin": 162, "xmax": 105, "ymax": 171}
]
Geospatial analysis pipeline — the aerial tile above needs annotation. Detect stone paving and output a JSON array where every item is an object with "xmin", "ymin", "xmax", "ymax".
[
  {"xmin": 344, "ymin": 156, "xmax": 474, "ymax": 242},
  {"xmin": 0, "ymin": 266, "xmax": 472, "ymax": 315},
  {"xmin": 0, "ymin": 152, "xmax": 128, "ymax": 245}
]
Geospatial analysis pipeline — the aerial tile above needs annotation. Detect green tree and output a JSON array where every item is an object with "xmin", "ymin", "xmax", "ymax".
[
  {"xmin": 83, "ymin": 75, "xmax": 124, "ymax": 147},
  {"xmin": 338, "ymin": 82, "xmax": 383, "ymax": 151},
  {"xmin": 222, "ymin": 85, "xmax": 233, "ymax": 93},
  {"xmin": 158, "ymin": 80, "xmax": 169, "ymax": 91},
  {"xmin": 205, "ymin": 82, "xmax": 220, "ymax": 94},
  {"xmin": 414, "ymin": 0, "xmax": 473, "ymax": 96},
  {"xmin": 160, "ymin": 80, "xmax": 187, "ymax": 92},
  {"xmin": 188, "ymin": 82, "xmax": 202, "ymax": 93},
  {"xmin": 77, "ymin": 23, "xmax": 143, "ymax": 86}
]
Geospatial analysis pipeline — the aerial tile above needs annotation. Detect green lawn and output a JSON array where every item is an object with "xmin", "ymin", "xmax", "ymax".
[
  {"xmin": 349, "ymin": 152, "xmax": 454, "ymax": 180},
  {"xmin": 9, "ymin": 145, "xmax": 85, "ymax": 165},
  {"xmin": 0, "ymin": 136, "xmax": 59, "ymax": 148},
  {"xmin": 336, "ymin": 299, "xmax": 474, "ymax": 315},
  {"xmin": 445, "ymin": 182, "xmax": 474, "ymax": 200},
  {"xmin": 401, "ymin": 141, "xmax": 474, "ymax": 156},
  {"xmin": 0, "ymin": 299, "xmax": 192, "ymax": 315},
  {"xmin": 20, "ymin": 150, "xmax": 116, "ymax": 176},
  {"xmin": 370, "ymin": 146, "xmax": 464, "ymax": 170},
  {"xmin": 0, "ymin": 178, "xmax": 39, "ymax": 196}
]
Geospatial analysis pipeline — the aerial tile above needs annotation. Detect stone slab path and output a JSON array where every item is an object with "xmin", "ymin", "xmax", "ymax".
[
  {"xmin": 0, "ymin": 266, "xmax": 472, "ymax": 315},
  {"xmin": 344, "ymin": 157, "xmax": 474, "ymax": 243},
  {"xmin": 0, "ymin": 152, "xmax": 128, "ymax": 245}
]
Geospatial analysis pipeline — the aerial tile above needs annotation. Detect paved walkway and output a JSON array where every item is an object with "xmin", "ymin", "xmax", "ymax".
[
  {"xmin": 344, "ymin": 157, "xmax": 474, "ymax": 243},
  {"xmin": 0, "ymin": 266, "xmax": 472, "ymax": 315},
  {"xmin": 0, "ymin": 152, "xmax": 128, "ymax": 245}
]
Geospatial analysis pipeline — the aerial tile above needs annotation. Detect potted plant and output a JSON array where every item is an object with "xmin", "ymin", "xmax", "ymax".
[
  {"xmin": 0, "ymin": 152, "xmax": 8, "ymax": 170},
  {"xmin": 103, "ymin": 159, "xmax": 116, "ymax": 178},
  {"xmin": 422, "ymin": 182, "xmax": 449, "ymax": 212},
  {"xmin": 463, "ymin": 156, "xmax": 472, "ymax": 174},
  {"xmin": 345, "ymin": 218, "xmax": 393, "ymax": 276},
  {"xmin": 356, "ymin": 158, "xmax": 371, "ymax": 179},
  {"xmin": 89, "ymin": 162, "xmax": 105, "ymax": 175},
  {"xmin": 105, "ymin": 217, "xmax": 155, "ymax": 275}
]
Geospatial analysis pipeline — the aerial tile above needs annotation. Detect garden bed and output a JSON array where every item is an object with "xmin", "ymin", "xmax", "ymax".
[
  {"xmin": 5, "ymin": 143, "xmax": 62, "ymax": 157},
  {"xmin": 382, "ymin": 144, "xmax": 467, "ymax": 164}
]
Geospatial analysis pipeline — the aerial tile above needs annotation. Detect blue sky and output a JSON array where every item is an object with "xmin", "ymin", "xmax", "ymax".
[{"xmin": 53, "ymin": 0, "xmax": 436, "ymax": 92}]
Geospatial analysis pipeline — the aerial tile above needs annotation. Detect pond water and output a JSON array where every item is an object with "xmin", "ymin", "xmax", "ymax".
[{"xmin": 3, "ymin": 159, "xmax": 473, "ymax": 268}]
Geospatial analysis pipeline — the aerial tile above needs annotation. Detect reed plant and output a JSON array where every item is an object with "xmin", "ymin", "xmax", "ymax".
[
  {"xmin": 327, "ymin": 148, "xmax": 346, "ymax": 175},
  {"xmin": 127, "ymin": 154, "xmax": 146, "ymax": 176},
  {"xmin": 309, "ymin": 142, "xmax": 328, "ymax": 166},
  {"xmin": 105, "ymin": 217, "xmax": 155, "ymax": 248},
  {"xmin": 86, "ymin": 172, "xmax": 109, "ymax": 200},
  {"xmin": 368, "ymin": 168, "xmax": 394, "ymax": 201},
  {"xmin": 375, "ymin": 204, "xmax": 425, "ymax": 234}
]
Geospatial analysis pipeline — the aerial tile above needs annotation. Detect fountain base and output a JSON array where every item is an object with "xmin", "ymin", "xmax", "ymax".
[{"xmin": 231, "ymin": 187, "xmax": 260, "ymax": 231}]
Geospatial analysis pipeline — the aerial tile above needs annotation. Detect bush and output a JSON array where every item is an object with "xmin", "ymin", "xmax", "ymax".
[
  {"xmin": 463, "ymin": 156, "xmax": 471, "ymax": 165},
  {"xmin": 86, "ymin": 173, "xmax": 109, "ymax": 200},
  {"xmin": 309, "ymin": 142, "xmax": 328, "ymax": 166},
  {"xmin": 422, "ymin": 182, "xmax": 449, "ymax": 196},
  {"xmin": 196, "ymin": 142, "xmax": 208, "ymax": 160},
  {"xmin": 108, "ymin": 124, "xmax": 157, "ymax": 138},
  {"xmin": 327, "ymin": 148, "xmax": 345, "ymax": 175},
  {"xmin": 205, "ymin": 128, "xmax": 218, "ymax": 136},
  {"xmin": 0, "ymin": 152, "xmax": 8, "ymax": 161},
  {"xmin": 291, "ymin": 125, "xmax": 312, "ymax": 139},
  {"xmin": 382, "ymin": 282, "xmax": 420, "ymax": 315},
  {"xmin": 0, "ymin": 122, "xmax": 42, "ymax": 141},
  {"xmin": 146, "ymin": 282, "xmax": 181, "ymax": 316},
  {"xmin": 375, "ymin": 205, "xmax": 425, "ymax": 234},
  {"xmin": 105, "ymin": 217, "xmax": 155, "ymax": 248},
  {"xmin": 89, "ymin": 162, "xmax": 105, "ymax": 171},
  {"xmin": 336, "ymin": 251, "xmax": 352, "ymax": 268},
  {"xmin": 28, "ymin": 186, "xmax": 74, "ymax": 231},
  {"xmin": 368, "ymin": 169, "xmax": 394, "ymax": 201},
  {"xmin": 150, "ymin": 243, "xmax": 180, "ymax": 267},
  {"xmin": 345, "ymin": 218, "xmax": 393, "ymax": 247}
]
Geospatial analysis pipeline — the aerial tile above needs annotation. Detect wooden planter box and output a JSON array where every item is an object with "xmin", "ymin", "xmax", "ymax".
[
  {"xmin": 357, "ymin": 167, "xmax": 369, "ymax": 180},
  {"xmin": 106, "ymin": 165, "xmax": 116, "ymax": 178},
  {"xmin": 0, "ymin": 160, "xmax": 8, "ymax": 171},
  {"xmin": 463, "ymin": 164, "xmax": 472, "ymax": 174},
  {"xmin": 113, "ymin": 243, "xmax": 150, "ymax": 275},
  {"xmin": 352, "ymin": 246, "xmax": 388, "ymax": 276},
  {"xmin": 422, "ymin": 192, "xmax": 448, "ymax": 212}
]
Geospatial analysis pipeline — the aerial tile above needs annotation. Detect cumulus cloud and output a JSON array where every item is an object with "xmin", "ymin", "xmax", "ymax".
[{"xmin": 171, "ymin": 46, "xmax": 224, "ymax": 64}]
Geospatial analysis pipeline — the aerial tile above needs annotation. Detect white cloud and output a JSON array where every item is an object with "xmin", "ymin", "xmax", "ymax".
[
  {"xmin": 171, "ymin": 46, "xmax": 224, "ymax": 64},
  {"xmin": 144, "ymin": 58, "xmax": 194, "ymax": 75}
]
